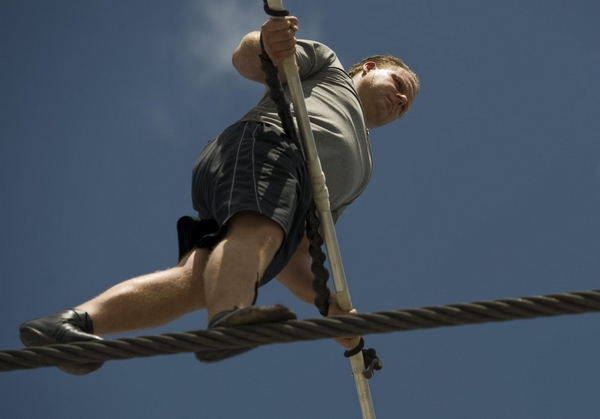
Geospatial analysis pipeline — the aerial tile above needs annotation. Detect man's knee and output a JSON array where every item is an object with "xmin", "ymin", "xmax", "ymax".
[{"xmin": 176, "ymin": 247, "xmax": 208, "ymax": 269}]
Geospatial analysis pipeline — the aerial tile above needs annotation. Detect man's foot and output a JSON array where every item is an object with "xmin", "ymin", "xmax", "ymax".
[
  {"xmin": 19, "ymin": 309, "xmax": 104, "ymax": 375},
  {"xmin": 196, "ymin": 304, "xmax": 296, "ymax": 363}
]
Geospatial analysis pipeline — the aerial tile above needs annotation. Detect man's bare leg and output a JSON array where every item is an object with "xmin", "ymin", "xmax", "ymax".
[
  {"xmin": 20, "ymin": 211, "xmax": 286, "ymax": 370},
  {"xmin": 203, "ymin": 211, "xmax": 284, "ymax": 321},
  {"xmin": 18, "ymin": 247, "xmax": 210, "ymax": 374},
  {"xmin": 77, "ymin": 247, "xmax": 209, "ymax": 335}
]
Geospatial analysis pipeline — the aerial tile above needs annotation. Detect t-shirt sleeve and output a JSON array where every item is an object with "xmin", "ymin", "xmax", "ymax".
[{"xmin": 295, "ymin": 40, "xmax": 343, "ymax": 80}]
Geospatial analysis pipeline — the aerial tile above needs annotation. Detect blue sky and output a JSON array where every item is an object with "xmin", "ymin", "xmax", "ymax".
[{"xmin": 1, "ymin": 1, "xmax": 599, "ymax": 418}]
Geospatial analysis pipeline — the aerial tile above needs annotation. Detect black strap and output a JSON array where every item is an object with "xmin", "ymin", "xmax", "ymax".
[
  {"xmin": 343, "ymin": 337, "xmax": 365, "ymax": 357},
  {"xmin": 263, "ymin": 0, "xmax": 289, "ymax": 17},
  {"xmin": 344, "ymin": 338, "xmax": 383, "ymax": 379}
]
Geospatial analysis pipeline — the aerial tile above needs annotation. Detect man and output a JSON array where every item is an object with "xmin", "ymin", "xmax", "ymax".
[{"xmin": 19, "ymin": 16, "xmax": 420, "ymax": 375}]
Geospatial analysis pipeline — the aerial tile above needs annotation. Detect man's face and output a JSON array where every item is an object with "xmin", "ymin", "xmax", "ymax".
[{"xmin": 353, "ymin": 62, "xmax": 418, "ymax": 129}]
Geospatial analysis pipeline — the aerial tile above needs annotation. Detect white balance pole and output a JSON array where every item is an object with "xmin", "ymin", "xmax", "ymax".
[{"xmin": 265, "ymin": 1, "xmax": 376, "ymax": 418}]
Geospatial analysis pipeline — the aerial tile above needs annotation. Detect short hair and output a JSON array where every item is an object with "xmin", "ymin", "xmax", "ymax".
[{"xmin": 348, "ymin": 55, "xmax": 420, "ymax": 94}]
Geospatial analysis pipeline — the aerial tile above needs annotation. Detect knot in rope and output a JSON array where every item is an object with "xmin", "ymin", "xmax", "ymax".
[{"xmin": 344, "ymin": 338, "xmax": 383, "ymax": 379}]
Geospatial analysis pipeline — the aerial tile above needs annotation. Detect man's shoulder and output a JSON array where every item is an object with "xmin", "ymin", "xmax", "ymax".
[
  {"xmin": 296, "ymin": 39, "xmax": 347, "ymax": 79},
  {"xmin": 296, "ymin": 39, "xmax": 337, "ymax": 61}
]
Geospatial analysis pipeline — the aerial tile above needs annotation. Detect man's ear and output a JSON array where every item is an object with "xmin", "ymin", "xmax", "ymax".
[{"xmin": 362, "ymin": 61, "xmax": 377, "ymax": 75}]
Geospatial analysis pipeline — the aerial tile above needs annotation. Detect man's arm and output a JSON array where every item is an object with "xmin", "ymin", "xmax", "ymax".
[
  {"xmin": 276, "ymin": 233, "xmax": 361, "ymax": 349},
  {"xmin": 232, "ymin": 17, "xmax": 298, "ymax": 84}
]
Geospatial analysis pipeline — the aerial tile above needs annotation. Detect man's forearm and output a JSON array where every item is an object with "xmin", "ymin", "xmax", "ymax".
[
  {"xmin": 275, "ymin": 236, "xmax": 338, "ymax": 307},
  {"xmin": 275, "ymin": 234, "xmax": 316, "ymax": 304}
]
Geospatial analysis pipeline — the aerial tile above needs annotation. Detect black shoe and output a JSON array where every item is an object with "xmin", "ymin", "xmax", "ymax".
[
  {"xmin": 20, "ymin": 309, "xmax": 104, "ymax": 375},
  {"xmin": 196, "ymin": 304, "xmax": 297, "ymax": 363}
]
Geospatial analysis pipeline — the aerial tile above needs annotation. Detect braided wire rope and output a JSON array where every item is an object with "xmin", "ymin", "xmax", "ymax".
[
  {"xmin": 306, "ymin": 201, "xmax": 331, "ymax": 316},
  {"xmin": 2, "ymin": 289, "xmax": 599, "ymax": 372}
]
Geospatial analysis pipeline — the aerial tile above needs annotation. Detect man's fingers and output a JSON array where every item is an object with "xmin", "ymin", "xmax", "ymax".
[
  {"xmin": 335, "ymin": 335, "xmax": 362, "ymax": 350},
  {"xmin": 260, "ymin": 17, "xmax": 298, "ymax": 62},
  {"xmin": 262, "ymin": 16, "xmax": 298, "ymax": 32},
  {"xmin": 286, "ymin": 16, "xmax": 299, "ymax": 31}
]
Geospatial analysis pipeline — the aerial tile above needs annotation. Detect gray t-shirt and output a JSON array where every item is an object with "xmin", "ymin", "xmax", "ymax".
[{"xmin": 239, "ymin": 40, "xmax": 372, "ymax": 221}]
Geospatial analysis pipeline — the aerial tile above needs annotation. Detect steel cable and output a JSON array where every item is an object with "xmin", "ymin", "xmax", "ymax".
[{"xmin": 2, "ymin": 289, "xmax": 599, "ymax": 372}]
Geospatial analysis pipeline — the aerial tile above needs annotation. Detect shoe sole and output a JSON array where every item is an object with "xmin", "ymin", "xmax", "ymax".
[
  {"xmin": 212, "ymin": 304, "xmax": 297, "ymax": 328},
  {"xmin": 196, "ymin": 305, "xmax": 296, "ymax": 363}
]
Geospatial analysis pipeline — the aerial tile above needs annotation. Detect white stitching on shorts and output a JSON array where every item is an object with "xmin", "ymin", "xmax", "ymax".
[
  {"xmin": 227, "ymin": 121, "xmax": 250, "ymax": 220},
  {"xmin": 251, "ymin": 123, "xmax": 262, "ymax": 214}
]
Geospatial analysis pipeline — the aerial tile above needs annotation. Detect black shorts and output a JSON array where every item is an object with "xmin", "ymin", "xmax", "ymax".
[{"xmin": 189, "ymin": 121, "xmax": 311, "ymax": 285}]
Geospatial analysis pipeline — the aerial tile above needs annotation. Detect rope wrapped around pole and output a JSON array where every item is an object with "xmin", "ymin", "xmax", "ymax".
[
  {"xmin": 2, "ymin": 289, "xmax": 599, "ymax": 372},
  {"xmin": 258, "ymin": 13, "xmax": 331, "ymax": 317},
  {"xmin": 261, "ymin": 2, "xmax": 376, "ymax": 416}
]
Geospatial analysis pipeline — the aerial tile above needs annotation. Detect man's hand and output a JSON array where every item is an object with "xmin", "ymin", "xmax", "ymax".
[
  {"xmin": 327, "ymin": 293, "xmax": 362, "ymax": 350},
  {"xmin": 260, "ymin": 16, "xmax": 299, "ymax": 64},
  {"xmin": 232, "ymin": 17, "xmax": 298, "ymax": 83},
  {"xmin": 275, "ymin": 234, "xmax": 361, "ymax": 350}
]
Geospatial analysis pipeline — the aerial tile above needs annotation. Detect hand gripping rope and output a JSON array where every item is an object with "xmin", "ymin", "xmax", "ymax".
[{"xmin": 261, "ymin": 1, "xmax": 378, "ymax": 418}]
